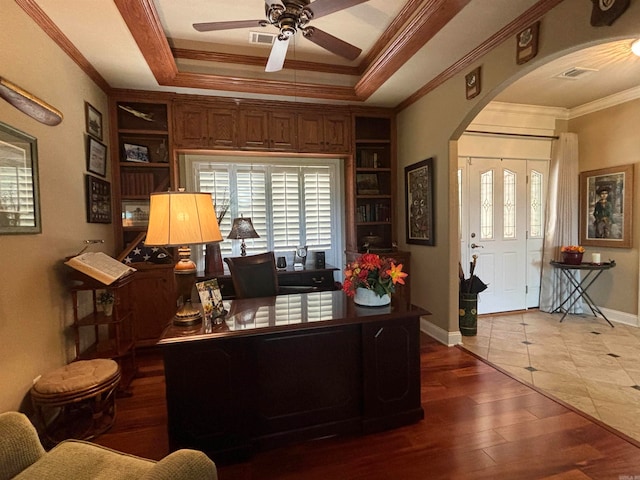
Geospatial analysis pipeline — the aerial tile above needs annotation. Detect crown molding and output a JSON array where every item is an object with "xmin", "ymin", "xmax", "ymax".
[{"xmin": 568, "ymin": 85, "xmax": 640, "ymax": 119}]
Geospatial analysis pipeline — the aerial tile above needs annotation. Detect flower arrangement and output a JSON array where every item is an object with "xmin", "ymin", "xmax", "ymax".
[
  {"xmin": 342, "ymin": 253, "xmax": 408, "ymax": 298},
  {"xmin": 561, "ymin": 245, "xmax": 585, "ymax": 253},
  {"xmin": 99, "ymin": 291, "xmax": 114, "ymax": 305}
]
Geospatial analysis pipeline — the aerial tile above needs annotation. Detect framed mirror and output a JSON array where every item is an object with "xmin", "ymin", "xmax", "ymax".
[{"xmin": 0, "ymin": 122, "xmax": 41, "ymax": 234}]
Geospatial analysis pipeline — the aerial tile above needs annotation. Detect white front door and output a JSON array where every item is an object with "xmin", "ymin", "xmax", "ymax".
[{"xmin": 459, "ymin": 158, "xmax": 548, "ymax": 314}]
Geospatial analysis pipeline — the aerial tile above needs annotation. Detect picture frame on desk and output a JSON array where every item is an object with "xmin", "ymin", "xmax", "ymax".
[
  {"xmin": 86, "ymin": 136, "xmax": 107, "ymax": 177},
  {"xmin": 580, "ymin": 164, "xmax": 634, "ymax": 248},
  {"xmin": 405, "ymin": 157, "xmax": 434, "ymax": 246}
]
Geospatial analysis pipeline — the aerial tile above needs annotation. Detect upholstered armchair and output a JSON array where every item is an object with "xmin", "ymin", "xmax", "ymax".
[{"xmin": 0, "ymin": 412, "xmax": 217, "ymax": 480}]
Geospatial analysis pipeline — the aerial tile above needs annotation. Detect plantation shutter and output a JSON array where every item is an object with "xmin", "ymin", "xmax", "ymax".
[
  {"xmin": 303, "ymin": 169, "xmax": 332, "ymax": 250},
  {"xmin": 271, "ymin": 169, "xmax": 301, "ymax": 249},
  {"xmin": 236, "ymin": 169, "xmax": 268, "ymax": 255}
]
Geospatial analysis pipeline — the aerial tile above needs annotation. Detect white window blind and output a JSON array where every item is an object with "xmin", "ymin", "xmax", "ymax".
[{"xmin": 186, "ymin": 156, "xmax": 343, "ymax": 270}]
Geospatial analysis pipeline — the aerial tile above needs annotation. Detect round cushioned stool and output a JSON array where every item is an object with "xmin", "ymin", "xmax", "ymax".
[{"xmin": 31, "ymin": 358, "xmax": 120, "ymax": 447}]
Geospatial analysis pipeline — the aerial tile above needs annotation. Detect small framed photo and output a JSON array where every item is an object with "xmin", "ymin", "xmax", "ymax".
[
  {"xmin": 85, "ymin": 174, "xmax": 111, "ymax": 224},
  {"xmin": 580, "ymin": 164, "xmax": 634, "ymax": 248},
  {"xmin": 121, "ymin": 200, "xmax": 150, "ymax": 227},
  {"xmin": 123, "ymin": 143, "xmax": 150, "ymax": 163},
  {"xmin": 86, "ymin": 136, "xmax": 107, "ymax": 177},
  {"xmin": 356, "ymin": 173, "xmax": 380, "ymax": 195},
  {"xmin": 516, "ymin": 21, "xmax": 539, "ymax": 65},
  {"xmin": 85, "ymin": 102, "xmax": 103, "ymax": 140},
  {"xmin": 405, "ymin": 157, "xmax": 435, "ymax": 246},
  {"xmin": 196, "ymin": 279, "xmax": 226, "ymax": 321},
  {"xmin": 465, "ymin": 67, "xmax": 481, "ymax": 100}
]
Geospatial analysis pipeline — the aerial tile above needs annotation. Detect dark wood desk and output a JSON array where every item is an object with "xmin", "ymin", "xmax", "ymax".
[
  {"xmin": 200, "ymin": 264, "xmax": 339, "ymax": 299},
  {"xmin": 158, "ymin": 290, "xmax": 428, "ymax": 463}
]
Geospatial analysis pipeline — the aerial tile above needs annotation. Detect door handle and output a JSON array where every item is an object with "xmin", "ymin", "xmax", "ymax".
[{"xmin": 470, "ymin": 243, "xmax": 484, "ymax": 249}]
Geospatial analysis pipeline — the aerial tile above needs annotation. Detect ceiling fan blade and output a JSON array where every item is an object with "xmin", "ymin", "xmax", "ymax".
[
  {"xmin": 193, "ymin": 19, "xmax": 265, "ymax": 32},
  {"xmin": 265, "ymin": 37, "xmax": 290, "ymax": 72},
  {"xmin": 303, "ymin": 27, "xmax": 361, "ymax": 61},
  {"xmin": 308, "ymin": 0, "xmax": 369, "ymax": 19}
]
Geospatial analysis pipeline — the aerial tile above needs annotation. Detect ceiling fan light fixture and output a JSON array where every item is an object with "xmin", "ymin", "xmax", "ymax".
[{"xmin": 631, "ymin": 39, "xmax": 640, "ymax": 57}]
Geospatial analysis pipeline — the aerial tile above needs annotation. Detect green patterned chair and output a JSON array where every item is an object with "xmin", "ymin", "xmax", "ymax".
[{"xmin": 0, "ymin": 412, "xmax": 217, "ymax": 480}]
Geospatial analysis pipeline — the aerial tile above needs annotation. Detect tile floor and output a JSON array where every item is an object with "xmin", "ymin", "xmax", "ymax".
[{"xmin": 460, "ymin": 310, "xmax": 640, "ymax": 444}]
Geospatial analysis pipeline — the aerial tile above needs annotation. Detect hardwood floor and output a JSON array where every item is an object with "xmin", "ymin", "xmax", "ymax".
[{"xmin": 94, "ymin": 334, "xmax": 640, "ymax": 479}]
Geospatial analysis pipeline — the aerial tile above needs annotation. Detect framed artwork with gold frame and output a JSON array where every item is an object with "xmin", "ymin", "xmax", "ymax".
[{"xmin": 580, "ymin": 164, "xmax": 634, "ymax": 248}]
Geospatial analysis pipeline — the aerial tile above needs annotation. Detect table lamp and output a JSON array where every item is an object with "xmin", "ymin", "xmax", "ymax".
[
  {"xmin": 227, "ymin": 215, "xmax": 259, "ymax": 256},
  {"xmin": 145, "ymin": 190, "xmax": 222, "ymax": 326}
]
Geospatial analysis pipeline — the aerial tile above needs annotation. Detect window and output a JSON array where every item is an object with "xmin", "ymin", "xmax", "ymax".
[{"xmin": 185, "ymin": 155, "xmax": 343, "ymax": 270}]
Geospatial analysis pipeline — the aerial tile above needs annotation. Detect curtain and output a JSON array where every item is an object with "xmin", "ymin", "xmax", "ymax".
[{"xmin": 539, "ymin": 133, "xmax": 583, "ymax": 313}]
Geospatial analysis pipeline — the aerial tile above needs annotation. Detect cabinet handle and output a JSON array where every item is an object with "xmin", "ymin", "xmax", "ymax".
[{"xmin": 311, "ymin": 276, "xmax": 325, "ymax": 284}]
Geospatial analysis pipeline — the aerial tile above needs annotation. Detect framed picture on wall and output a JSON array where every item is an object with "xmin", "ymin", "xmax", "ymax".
[
  {"xmin": 516, "ymin": 21, "xmax": 539, "ymax": 64},
  {"xmin": 85, "ymin": 101, "xmax": 103, "ymax": 140},
  {"xmin": 580, "ymin": 164, "xmax": 634, "ymax": 248},
  {"xmin": 85, "ymin": 174, "xmax": 112, "ymax": 224},
  {"xmin": 86, "ymin": 136, "xmax": 107, "ymax": 177},
  {"xmin": 405, "ymin": 157, "xmax": 435, "ymax": 246}
]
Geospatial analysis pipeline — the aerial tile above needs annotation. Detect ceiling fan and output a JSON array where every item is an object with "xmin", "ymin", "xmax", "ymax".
[{"xmin": 193, "ymin": 0, "xmax": 368, "ymax": 72}]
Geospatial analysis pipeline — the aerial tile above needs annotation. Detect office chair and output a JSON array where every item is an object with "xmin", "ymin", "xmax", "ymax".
[{"xmin": 224, "ymin": 252, "xmax": 279, "ymax": 299}]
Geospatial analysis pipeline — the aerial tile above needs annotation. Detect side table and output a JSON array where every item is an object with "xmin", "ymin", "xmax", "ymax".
[{"xmin": 549, "ymin": 260, "xmax": 616, "ymax": 327}]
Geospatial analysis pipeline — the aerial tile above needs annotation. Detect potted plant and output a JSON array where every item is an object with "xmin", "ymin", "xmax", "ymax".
[
  {"xmin": 342, "ymin": 253, "xmax": 407, "ymax": 306},
  {"xmin": 99, "ymin": 291, "xmax": 115, "ymax": 316}
]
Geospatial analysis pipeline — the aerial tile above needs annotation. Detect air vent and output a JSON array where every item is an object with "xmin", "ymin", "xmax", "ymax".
[
  {"xmin": 249, "ymin": 31, "xmax": 276, "ymax": 45},
  {"xmin": 555, "ymin": 67, "xmax": 598, "ymax": 80}
]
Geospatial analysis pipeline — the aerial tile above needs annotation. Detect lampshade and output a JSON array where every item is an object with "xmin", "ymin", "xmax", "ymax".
[
  {"xmin": 227, "ymin": 215, "xmax": 260, "ymax": 256},
  {"xmin": 632, "ymin": 39, "xmax": 640, "ymax": 57},
  {"xmin": 145, "ymin": 191, "xmax": 222, "ymax": 247},
  {"xmin": 145, "ymin": 191, "xmax": 223, "ymax": 326},
  {"xmin": 227, "ymin": 216, "xmax": 260, "ymax": 240}
]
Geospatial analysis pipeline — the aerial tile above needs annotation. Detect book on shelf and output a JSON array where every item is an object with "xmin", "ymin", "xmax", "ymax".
[{"xmin": 65, "ymin": 252, "xmax": 137, "ymax": 285}]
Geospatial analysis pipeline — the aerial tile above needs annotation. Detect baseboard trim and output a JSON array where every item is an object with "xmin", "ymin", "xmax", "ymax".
[
  {"xmin": 420, "ymin": 317, "xmax": 462, "ymax": 346},
  {"xmin": 597, "ymin": 307, "xmax": 638, "ymax": 327}
]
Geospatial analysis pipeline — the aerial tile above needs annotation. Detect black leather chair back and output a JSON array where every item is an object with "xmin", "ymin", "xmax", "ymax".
[{"xmin": 224, "ymin": 252, "xmax": 279, "ymax": 299}]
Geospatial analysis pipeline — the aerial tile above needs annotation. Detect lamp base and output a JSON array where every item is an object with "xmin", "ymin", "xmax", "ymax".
[{"xmin": 173, "ymin": 299, "xmax": 202, "ymax": 326}]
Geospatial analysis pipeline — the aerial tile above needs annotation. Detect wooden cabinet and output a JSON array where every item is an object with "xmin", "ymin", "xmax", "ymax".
[
  {"xmin": 173, "ymin": 102, "xmax": 237, "ymax": 149},
  {"xmin": 131, "ymin": 263, "xmax": 176, "ymax": 347},
  {"xmin": 348, "ymin": 115, "xmax": 396, "ymax": 252},
  {"xmin": 239, "ymin": 109, "xmax": 297, "ymax": 151},
  {"xmin": 298, "ymin": 113, "xmax": 350, "ymax": 153},
  {"xmin": 111, "ymin": 98, "xmax": 174, "ymax": 254},
  {"xmin": 68, "ymin": 271, "xmax": 137, "ymax": 388}
]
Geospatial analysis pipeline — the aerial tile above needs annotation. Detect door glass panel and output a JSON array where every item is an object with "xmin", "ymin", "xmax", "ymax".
[
  {"xmin": 480, "ymin": 170, "xmax": 493, "ymax": 239},
  {"xmin": 530, "ymin": 170, "xmax": 543, "ymax": 238},
  {"xmin": 503, "ymin": 169, "xmax": 516, "ymax": 239}
]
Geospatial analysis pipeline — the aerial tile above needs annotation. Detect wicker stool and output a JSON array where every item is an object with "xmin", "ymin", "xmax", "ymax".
[{"xmin": 31, "ymin": 359, "xmax": 120, "ymax": 447}]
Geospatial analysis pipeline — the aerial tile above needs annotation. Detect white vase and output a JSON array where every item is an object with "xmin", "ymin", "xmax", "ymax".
[
  {"xmin": 103, "ymin": 303, "xmax": 113, "ymax": 317},
  {"xmin": 354, "ymin": 287, "xmax": 391, "ymax": 307}
]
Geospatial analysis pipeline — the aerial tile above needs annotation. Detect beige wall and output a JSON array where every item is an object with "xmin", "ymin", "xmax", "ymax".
[
  {"xmin": 569, "ymin": 99, "xmax": 640, "ymax": 314},
  {"xmin": 0, "ymin": 2, "xmax": 111, "ymax": 411},
  {"xmin": 397, "ymin": 0, "xmax": 640, "ymax": 335}
]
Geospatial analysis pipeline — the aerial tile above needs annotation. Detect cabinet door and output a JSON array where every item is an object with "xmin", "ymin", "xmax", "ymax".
[
  {"xmin": 297, "ymin": 114, "xmax": 324, "ymax": 152},
  {"xmin": 132, "ymin": 265, "xmax": 176, "ymax": 346},
  {"xmin": 361, "ymin": 316, "xmax": 422, "ymax": 431},
  {"xmin": 270, "ymin": 111, "xmax": 297, "ymax": 151},
  {"xmin": 324, "ymin": 115, "xmax": 351, "ymax": 152},
  {"xmin": 239, "ymin": 110, "xmax": 269, "ymax": 150},
  {"xmin": 207, "ymin": 108, "xmax": 237, "ymax": 148},
  {"xmin": 174, "ymin": 104, "xmax": 209, "ymax": 148}
]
